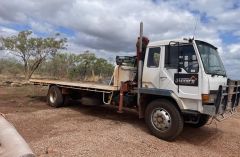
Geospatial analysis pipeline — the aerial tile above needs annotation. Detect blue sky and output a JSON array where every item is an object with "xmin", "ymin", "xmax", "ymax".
[{"xmin": 0, "ymin": 0, "xmax": 239, "ymax": 79}]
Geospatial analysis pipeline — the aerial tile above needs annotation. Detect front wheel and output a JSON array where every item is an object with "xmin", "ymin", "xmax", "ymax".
[{"xmin": 145, "ymin": 99, "xmax": 183, "ymax": 141}]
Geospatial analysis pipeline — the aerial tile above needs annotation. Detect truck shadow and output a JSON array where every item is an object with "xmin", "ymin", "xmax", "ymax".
[
  {"xmin": 67, "ymin": 100, "xmax": 222, "ymax": 144},
  {"xmin": 178, "ymin": 125, "xmax": 222, "ymax": 145},
  {"xmin": 68, "ymin": 100, "xmax": 149, "ymax": 133},
  {"xmin": 28, "ymin": 95, "xmax": 47, "ymax": 102}
]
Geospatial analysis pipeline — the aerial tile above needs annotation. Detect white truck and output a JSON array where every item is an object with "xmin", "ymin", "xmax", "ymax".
[{"xmin": 31, "ymin": 23, "xmax": 240, "ymax": 141}]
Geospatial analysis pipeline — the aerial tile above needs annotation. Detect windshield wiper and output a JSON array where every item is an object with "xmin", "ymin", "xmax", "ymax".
[{"xmin": 211, "ymin": 69, "xmax": 226, "ymax": 77}]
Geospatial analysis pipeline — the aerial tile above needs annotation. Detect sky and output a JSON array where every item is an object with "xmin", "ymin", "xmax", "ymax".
[{"xmin": 0, "ymin": 0, "xmax": 239, "ymax": 79}]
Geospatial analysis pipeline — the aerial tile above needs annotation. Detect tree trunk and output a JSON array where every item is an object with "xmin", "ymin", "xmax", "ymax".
[
  {"xmin": 27, "ymin": 60, "xmax": 43, "ymax": 80},
  {"xmin": 25, "ymin": 72, "xmax": 32, "ymax": 80},
  {"xmin": 24, "ymin": 59, "xmax": 44, "ymax": 80},
  {"xmin": 24, "ymin": 62, "xmax": 29, "ymax": 80},
  {"xmin": 92, "ymin": 69, "xmax": 95, "ymax": 81}
]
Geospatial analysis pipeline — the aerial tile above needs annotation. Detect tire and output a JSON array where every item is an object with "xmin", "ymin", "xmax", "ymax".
[
  {"xmin": 145, "ymin": 99, "xmax": 183, "ymax": 141},
  {"xmin": 188, "ymin": 114, "xmax": 210, "ymax": 128},
  {"xmin": 47, "ymin": 86, "xmax": 64, "ymax": 107}
]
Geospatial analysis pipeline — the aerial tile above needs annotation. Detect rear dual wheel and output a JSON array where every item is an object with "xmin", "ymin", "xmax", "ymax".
[
  {"xmin": 47, "ymin": 86, "xmax": 64, "ymax": 107},
  {"xmin": 145, "ymin": 99, "xmax": 183, "ymax": 141}
]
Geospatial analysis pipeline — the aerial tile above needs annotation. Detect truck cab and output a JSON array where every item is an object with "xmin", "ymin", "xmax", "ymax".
[
  {"xmin": 142, "ymin": 39, "xmax": 228, "ymax": 115},
  {"xmin": 113, "ymin": 38, "xmax": 239, "ymax": 140}
]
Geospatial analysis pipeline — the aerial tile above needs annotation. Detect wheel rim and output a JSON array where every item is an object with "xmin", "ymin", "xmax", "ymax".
[
  {"xmin": 49, "ymin": 90, "xmax": 57, "ymax": 103},
  {"xmin": 151, "ymin": 108, "xmax": 171, "ymax": 132}
]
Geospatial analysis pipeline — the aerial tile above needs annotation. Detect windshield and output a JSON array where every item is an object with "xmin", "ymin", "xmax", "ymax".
[{"xmin": 195, "ymin": 40, "xmax": 226, "ymax": 76}]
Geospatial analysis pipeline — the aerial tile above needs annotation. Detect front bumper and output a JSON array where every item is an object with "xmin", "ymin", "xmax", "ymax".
[{"xmin": 203, "ymin": 80, "xmax": 240, "ymax": 121}]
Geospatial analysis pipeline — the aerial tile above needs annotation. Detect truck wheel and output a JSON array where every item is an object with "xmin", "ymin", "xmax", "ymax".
[
  {"xmin": 188, "ymin": 114, "xmax": 210, "ymax": 128},
  {"xmin": 145, "ymin": 99, "xmax": 183, "ymax": 141},
  {"xmin": 47, "ymin": 86, "xmax": 64, "ymax": 107}
]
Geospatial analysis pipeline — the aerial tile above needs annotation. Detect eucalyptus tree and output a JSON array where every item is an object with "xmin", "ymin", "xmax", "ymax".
[{"xmin": 1, "ymin": 31, "xmax": 67, "ymax": 79}]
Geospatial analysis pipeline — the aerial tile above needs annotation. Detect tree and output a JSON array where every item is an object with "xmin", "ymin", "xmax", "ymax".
[
  {"xmin": 33, "ymin": 51, "xmax": 114, "ymax": 81},
  {"xmin": 1, "ymin": 31, "xmax": 66, "ymax": 80},
  {"xmin": 46, "ymin": 53, "xmax": 80, "ymax": 78},
  {"xmin": 80, "ymin": 51, "xmax": 97, "ymax": 79}
]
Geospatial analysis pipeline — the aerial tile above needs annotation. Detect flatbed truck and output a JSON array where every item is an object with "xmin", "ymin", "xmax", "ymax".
[{"xmin": 30, "ymin": 23, "xmax": 240, "ymax": 141}]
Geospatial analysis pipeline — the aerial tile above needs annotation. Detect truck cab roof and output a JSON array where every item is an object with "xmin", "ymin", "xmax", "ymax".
[
  {"xmin": 148, "ymin": 39, "xmax": 190, "ymax": 47},
  {"xmin": 148, "ymin": 39, "xmax": 217, "ymax": 50}
]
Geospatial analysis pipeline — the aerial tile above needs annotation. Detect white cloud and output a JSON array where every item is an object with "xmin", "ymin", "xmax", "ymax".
[
  {"xmin": 0, "ymin": 0, "xmax": 239, "ymax": 78},
  {"xmin": 0, "ymin": 26, "xmax": 18, "ymax": 37},
  {"xmin": 48, "ymin": 0, "xmax": 222, "ymax": 53},
  {"xmin": 228, "ymin": 44, "xmax": 240, "ymax": 54},
  {"xmin": 220, "ymin": 43, "xmax": 240, "ymax": 79},
  {"xmin": 0, "ymin": 0, "xmax": 222, "ymax": 52},
  {"xmin": 183, "ymin": 0, "xmax": 239, "ymax": 31},
  {"xmin": 30, "ymin": 21, "xmax": 54, "ymax": 33},
  {"xmin": 233, "ymin": 30, "xmax": 240, "ymax": 37}
]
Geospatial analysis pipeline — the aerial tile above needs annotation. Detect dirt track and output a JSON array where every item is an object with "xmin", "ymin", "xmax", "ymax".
[{"xmin": 1, "ymin": 86, "xmax": 240, "ymax": 157}]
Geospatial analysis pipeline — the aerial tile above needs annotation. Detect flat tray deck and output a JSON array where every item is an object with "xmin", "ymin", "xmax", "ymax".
[{"xmin": 30, "ymin": 79, "xmax": 119, "ymax": 92}]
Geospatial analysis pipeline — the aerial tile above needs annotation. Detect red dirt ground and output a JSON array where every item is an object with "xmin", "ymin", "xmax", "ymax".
[{"xmin": 1, "ymin": 86, "xmax": 240, "ymax": 157}]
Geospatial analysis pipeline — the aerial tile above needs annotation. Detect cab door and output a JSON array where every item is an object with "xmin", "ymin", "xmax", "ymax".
[
  {"xmin": 142, "ymin": 47, "xmax": 161, "ymax": 88},
  {"xmin": 159, "ymin": 44, "xmax": 201, "ymax": 100}
]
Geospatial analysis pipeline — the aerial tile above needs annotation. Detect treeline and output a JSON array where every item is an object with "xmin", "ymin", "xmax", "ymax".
[
  {"xmin": 0, "ymin": 31, "xmax": 115, "ymax": 81},
  {"xmin": 0, "ymin": 58, "xmax": 23, "ymax": 76},
  {"xmin": 0, "ymin": 52, "xmax": 114, "ymax": 81}
]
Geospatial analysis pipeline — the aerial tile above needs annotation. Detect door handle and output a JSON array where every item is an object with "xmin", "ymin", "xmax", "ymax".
[{"xmin": 160, "ymin": 76, "xmax": 167, "ymax": 79}]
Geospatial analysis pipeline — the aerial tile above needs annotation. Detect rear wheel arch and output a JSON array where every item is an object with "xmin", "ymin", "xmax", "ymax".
[{"xmin": 48, "ymin": 84, "xmax": 58, "ymax": 89}]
